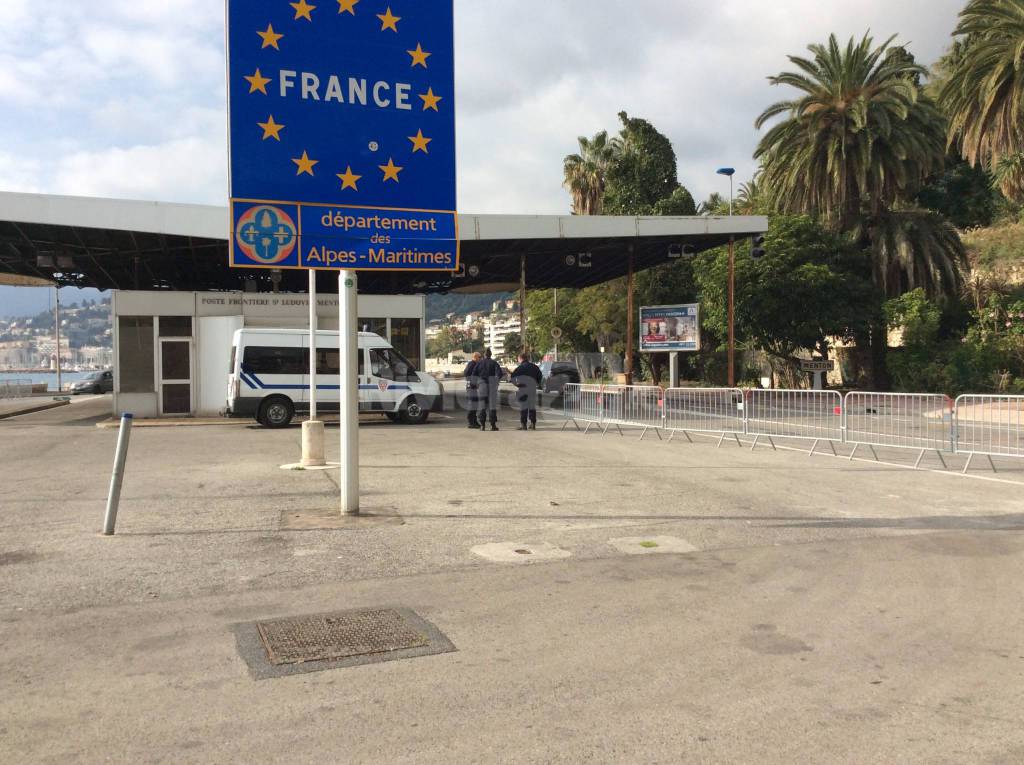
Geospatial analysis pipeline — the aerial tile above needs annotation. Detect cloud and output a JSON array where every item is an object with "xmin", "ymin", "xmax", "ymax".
[{"xmin": 0, "ymin": 0, "xmax": 967, "ymax": 213}]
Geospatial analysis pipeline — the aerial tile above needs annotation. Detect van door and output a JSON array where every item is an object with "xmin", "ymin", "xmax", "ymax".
[
  {"xmin": 366, "ymin": 347, "xmax": 413, "ymax": 412},
  {"xmin": 312, "ymin": 340, "xmax": 365, "ymax": 413}
]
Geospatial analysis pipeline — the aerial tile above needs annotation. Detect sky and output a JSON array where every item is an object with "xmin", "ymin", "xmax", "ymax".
[{"xmin": 0, "ymin": 0, "xmax": 968, "ymax": 314}]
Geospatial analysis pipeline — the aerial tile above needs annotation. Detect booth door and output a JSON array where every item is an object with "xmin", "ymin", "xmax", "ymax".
[{"xmin": 159, "ymin": 339, "xmax": 193, "ymax": 415}]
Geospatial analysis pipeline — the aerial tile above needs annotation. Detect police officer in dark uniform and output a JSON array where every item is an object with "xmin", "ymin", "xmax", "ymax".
[
  {"xmin": 463, "ymin": 352, "xmax": 482, "ymax": 428},
  {"xmin": 475, "ymin": 348, "xmax": 502, "ymax": 431},
  {"xmin": 511, "ymin": 352, "xmax": 543, "ymax": 430}
]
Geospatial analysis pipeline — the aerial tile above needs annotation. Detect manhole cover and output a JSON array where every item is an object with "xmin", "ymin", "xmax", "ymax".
[{"xmin": 257, "ymin": 609, "xmax": 427, "ymax": 665}]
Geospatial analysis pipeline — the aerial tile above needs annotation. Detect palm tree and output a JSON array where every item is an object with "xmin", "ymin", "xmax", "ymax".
[
  {"xmin": 563, "ymin": 131, "xmax": 620, "ymax": 215},
  {"xmin": 754, "ymin": 34, "xmax": 965, "ymax": 387},
  {"xmin": 941, "ymin": 0, "xmax": 1024, "ymax": 199},
  {"xmin": 755, "ymin": 34, "xmax": 947, "ymax": 227},
  {"xmin": 853, "ymin": 206, "xmax": 966, "ymax": 298}
]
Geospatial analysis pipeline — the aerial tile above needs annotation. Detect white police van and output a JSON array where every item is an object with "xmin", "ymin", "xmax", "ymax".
[{"xmin": 226, "ymin": 328, "xmax": 443, "ymax": 428}]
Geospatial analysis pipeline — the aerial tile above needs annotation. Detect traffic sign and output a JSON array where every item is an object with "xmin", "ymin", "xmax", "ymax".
[
  {"xmin": 800, "ymin": 359, "xmax": 834, "ymax": 372},
  {"xmin": 226, "ymin": 0, "xmax": 458, "ymax": 271},
  {"xmin": 550, "ymin": 327, "xmax": 563, "ymax": 340}
]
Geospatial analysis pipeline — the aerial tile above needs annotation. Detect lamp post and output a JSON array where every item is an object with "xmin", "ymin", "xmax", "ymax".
[{"xmin": 716, "ymin": 167, "xmax": 736, "ymax": 387}]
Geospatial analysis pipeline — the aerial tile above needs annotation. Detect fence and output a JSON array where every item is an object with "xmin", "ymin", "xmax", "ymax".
[
  {"xmin": 744, "ymin": 389, "xmax": 843, "ymax": 455},
  {"xmin": 0, "ymin": 379, "xmax": 32, "ymax": 399},
  {"xmin": 663, "ymin": 388, "xmax": 745, "ymax": 446},
  {"xmin": 561, "ymin": 384, "xmax": 604, "ymax": 433},
  {"xmin": 845, "ymin": 392, "xmax": 954, "ymax": 468},
  {"xmin": 558, "ymin": 383, "xmax": 1024, "ymax": 472},
  {"xmin": 955, "ymin": 395, "xmax": 1024, "ymax": 473}
]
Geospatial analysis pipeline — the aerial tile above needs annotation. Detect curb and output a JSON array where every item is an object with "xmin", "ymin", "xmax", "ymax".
[{"xmin": 0, "ymin": 399, "xmax": 70, "ymax": 420}]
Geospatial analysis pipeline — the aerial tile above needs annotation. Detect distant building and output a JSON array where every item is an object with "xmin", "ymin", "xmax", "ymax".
[{"xmin": 487, "ymin": 316, "xmax": 522, "ymax": 360}]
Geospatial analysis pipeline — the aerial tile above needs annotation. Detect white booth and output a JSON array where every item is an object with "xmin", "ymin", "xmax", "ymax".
[{"xmin": 112, "ymin": 290, "xmax": 425, "ymax": 418}]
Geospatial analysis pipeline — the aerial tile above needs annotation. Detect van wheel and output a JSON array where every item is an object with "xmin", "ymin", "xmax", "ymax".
[
  {"xmin": 399, "ymin": 397, "xmax": 430, "ymax": 425},
  {"xmin": 258, "ymin": 396, "xmax": 295, "ymax": 428}
]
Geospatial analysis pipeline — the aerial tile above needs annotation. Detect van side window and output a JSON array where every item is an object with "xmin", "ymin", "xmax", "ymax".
[
  {"xmin": 316, "ymin": 349, "xmax": 363, "ymax": 376},
  {"xmin": 369, "ymin": 348, "xmax": 415, "ymax": 382},
  {"xmin": 243, "ymin": 346, "xmax": 306, "ymax": 375}
]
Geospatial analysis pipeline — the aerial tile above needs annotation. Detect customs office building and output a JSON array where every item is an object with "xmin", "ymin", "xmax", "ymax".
[{"xmin": 0, "ymin": 191, "xmax": 766, "ymax": 419}]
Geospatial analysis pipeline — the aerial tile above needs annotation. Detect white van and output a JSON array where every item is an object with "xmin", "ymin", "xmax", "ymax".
[{"xmin": 226, "ymin": 328, "xmax": 443, "ymax": 428}]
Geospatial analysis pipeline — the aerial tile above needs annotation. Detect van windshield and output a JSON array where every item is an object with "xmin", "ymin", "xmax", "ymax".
[{"xmin": 369, "ymin": 347, "xmax": 418, "ymax": 382}]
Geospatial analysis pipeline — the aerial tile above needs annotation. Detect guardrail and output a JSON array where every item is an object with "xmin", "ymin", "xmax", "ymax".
[
  {"xmin": 845, "ymin": 392, "xmax": 954, "ymax": 468},
  {"xmin": 955, "ymin": 394, "xmax": 1024, "ymax": 473},
  {"xmin": 0, "ymin": 379, "xmax": 33, "ymax": 399},
  {"xmin": 558, "ymin": 383, "xmax": 1024, "ymax": 473}
]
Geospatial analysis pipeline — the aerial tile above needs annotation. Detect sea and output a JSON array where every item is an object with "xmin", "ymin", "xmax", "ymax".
[{"xmin": 0, "ymin": 371, "xmax": 92, "ymax": 392}]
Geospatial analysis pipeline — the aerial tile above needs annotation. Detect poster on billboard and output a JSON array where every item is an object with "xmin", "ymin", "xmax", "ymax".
[{"xmin": 639, "ymin": 304, "xmax": 700, "ymax": 352}]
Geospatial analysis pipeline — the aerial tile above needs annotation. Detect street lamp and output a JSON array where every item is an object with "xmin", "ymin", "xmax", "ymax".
[
  {"xmin": 716, "ymin": 167, "xmax": 735, "ymax": 216},
  {"xmin": 716, "ymin": 167, "xmax": 737, "ymax": 386}
]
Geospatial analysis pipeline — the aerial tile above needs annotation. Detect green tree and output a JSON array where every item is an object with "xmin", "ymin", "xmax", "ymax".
[
  {"xmin": 603, "ymin": 111, "xmax": 680, "ymax": 214},
  {"xmin": 563, "ymin": 131, "xmax": 620, "ymax": 215},
  {"xmin": 695, "ymin": 216, "xmax": 880, "ymax": 381},
  {"xmin": 754, "ymin": 34, "xmax": 964, "ymax": 386},
  {"xmin": 916, "ymin": 154, "xmax": 1001, "ymax": 228},
  {"xmin": 940, "ymin": 0, "xmax": 1024, "ymax": 200},
  {"xmin": 652, "ymin": 186, "xmax": 697, "ymax": 216},
  {"xmin": 755, "ymin": 34, "xmax": 946, "ymax": 226}
]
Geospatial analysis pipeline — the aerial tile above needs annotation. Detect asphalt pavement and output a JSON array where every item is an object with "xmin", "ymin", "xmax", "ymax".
[{"xmin": 1, "ymin": 397, "xmax": 1023, "ymax": 763}]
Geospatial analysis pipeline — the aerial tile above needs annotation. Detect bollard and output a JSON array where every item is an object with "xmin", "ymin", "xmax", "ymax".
[
  {"xmin": 301, "ymin": 419, "xmax": 327, "ymax": 467},
  {"xmin": 102, "ymin": 413, "xmax": 134, "ymax": 536}
]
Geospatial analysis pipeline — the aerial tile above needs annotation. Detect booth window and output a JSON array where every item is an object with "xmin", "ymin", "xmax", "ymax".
[
  {"xmin": 359, "ymin": 317, "xmax": 387, "ymax": 338},
  {"xmin": 159, "ymin": 316, "xmax": 193, "ymax": 337},
  {"xmin": 118, "ymin": 317, "xmax": 154, "ymax": 393},
  {"xmin": 390, "ymin": 318, "xmax": 421, "ymax": 371}
]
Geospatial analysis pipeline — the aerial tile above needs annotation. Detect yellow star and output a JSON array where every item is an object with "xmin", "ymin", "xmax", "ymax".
[
  {"xmin": 258, "ymin": 115, "xmax": 285, "ymax": 141},
  {"xmin": 407, "ymin": 43, "xmax": 431, "ymax": 68},
  {"xmin": 337, "ymin": 0, "xmax": 359, "ymax": 14},
  {"xmin": 419, "ymin": 87, "xmax": 442, "ymax": 112},
  {"xmin": 337, "ymin": 166, "xmax": 361, "ymax": 190},
  {"xmin": 257, "ymin": 24, "xmax": 283, "ymax": 50},
  {"xmin": 408, "ymin": 129, "xmax": 432, "ymax": 154},
  {"xmin": 379, "ymin": 158, "xmax": 403, "ymax": 183},
  {"xmin": 377, "ymin": 7, "xmax": 400, "ymax": 32},
  {"xmin": 290, "ymin": 0, "xmax": 316, "ymax": 21},
  {"xmin": 244, "ymin": 68, "xmax": 271, "ymax": 94},
  {"xmin": 292, "ymin": 151, "xmax": 318, "ymax": 176}
]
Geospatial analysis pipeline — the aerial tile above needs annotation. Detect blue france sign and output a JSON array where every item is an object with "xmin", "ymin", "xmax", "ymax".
[{"xmin": 226, "ymin": 0, "xmax": 458, "ymax": 271}]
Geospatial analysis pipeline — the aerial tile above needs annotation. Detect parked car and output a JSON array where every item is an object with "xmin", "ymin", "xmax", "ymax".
[
  {"xmin": 71, "ymin": 370, "xmax": 113, "ymax": 395},
  {"xmin": 541, "ymin": 361, "xmax": 582, "ymax": 394}
]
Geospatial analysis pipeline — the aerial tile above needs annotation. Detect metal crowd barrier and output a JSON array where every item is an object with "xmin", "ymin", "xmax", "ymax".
[
  {"xmin": 845, "ymin": 392, "xmax": 954, "ymax": 468},
  {"xmin": 0, "ymin": 379, "xmax": 32, "ymax": 399},
  {"xmin": 602, "ymin": 385, "xmax": 665, "ymax": 439},
  {"xmin": 560, "ymin": 383, "xmax": 1024, "ymax": 473},
  {"xmin": 955, "ymin": 395, "xmax": 1024, "ymax": 473},
  {"xmin": 744, "ymin": 389, "xmax": 844, "ymax": 455},
  {"xmin": 561, "ymin": 383, "xmax": 604, "ymax": 433},
  {"xmin": 663, "ymin": 387, "xmax": 745, "ymax": 447}
]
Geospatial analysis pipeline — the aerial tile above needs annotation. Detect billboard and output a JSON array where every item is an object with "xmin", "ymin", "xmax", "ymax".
[{"xmin": 639, "ymin": 304, "xmax": 700, "ymax": 352}]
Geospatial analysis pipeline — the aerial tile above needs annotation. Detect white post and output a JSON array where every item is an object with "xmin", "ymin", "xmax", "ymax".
[
  {"xmin": 309, "ymin": 270, "xmax": 318, "ymax": 420},
  {"xmin": 54, "ymin": 287, "xmax": 63, "ymax": 393},
  {"xmin": 339, "ymin": 270, "xmax": 359, "ymax": 514},
  {"xmin": 301, "ymin": 270, "xmax": 326, "ymax": 467},
  {"xmin": 102, "ymin": 413, "xmax": 134, "ymax": 535}
]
